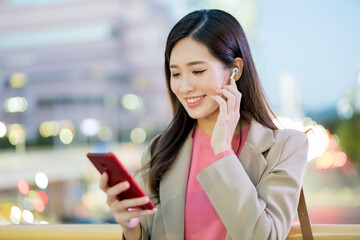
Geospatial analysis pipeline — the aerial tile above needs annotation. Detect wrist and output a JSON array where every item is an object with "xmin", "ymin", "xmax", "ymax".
[{"xmin": 123, "ymin": 225, "xmax": 141, "ymax": 240}]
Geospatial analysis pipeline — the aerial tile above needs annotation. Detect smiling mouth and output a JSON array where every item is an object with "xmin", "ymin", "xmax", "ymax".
[{"xmin": 185, "ymin": 95, "xmax": 206, "ymax": 103}]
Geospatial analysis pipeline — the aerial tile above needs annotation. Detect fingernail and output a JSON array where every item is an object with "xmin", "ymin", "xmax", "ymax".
[{"xmin": 148, "ymin": 208, "xmax": 157, "ymax": 214}]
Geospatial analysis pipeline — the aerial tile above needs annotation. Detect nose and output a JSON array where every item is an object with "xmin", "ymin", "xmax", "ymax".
[{"xmin": 179, "ymin": 75, "xmax": 195, "ymax": 94}]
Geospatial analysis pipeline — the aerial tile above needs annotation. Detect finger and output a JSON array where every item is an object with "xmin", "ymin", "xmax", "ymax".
[
  {"xmin": 210, "ymin": 95, "xmax": 227, "ymax": 120},
  {"xmin": 141, "ymin": 208, "xmax": 158, "ymax": 216},
  {"xmin": 230, "ymin": 76, "xmax": 237, "ymax": 86},
  {"xmin": 222, "ymin": 85, "xmax": 242, "ymax": 111},
  {"xmin": 216, "ymin": 89, "xmax": 235, "ymax": 113},
  {"xmin": 118, "ymin": 208, "xmax": 158, "ymax": 226},
  {"xmin": 126, "ymin": 217, "xmax": 139, "ymax": 229},
  {"xmin": 99, "ymin": 172, "xmax": 109, "ymax": 192},
  {"xmin": 114, "ymin": 211, "xmax": 139, "ymax": 228},
  {"xmin": 128, "ymin": 208, "xmax": 158, "ymax": 217},
  {"xmin": 127, "ymin": 207, "xmax": 158, "ymax": 216},
  {"xmin": 106, "ymin": 181, "xmax": 130, "ymax": 205},
  {"xmin": 116, "ymin": 196, "xmax": 151, "ymax": 210},
  {"xmin": 134, "ymin": 207, "xmax": 158, "ymax": 216},
  {"xmin": 222, "ymin": 84, "xmax": 241, "ymax": 99}
]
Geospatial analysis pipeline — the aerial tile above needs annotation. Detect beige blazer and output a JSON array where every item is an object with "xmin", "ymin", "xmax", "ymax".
[{"xmin": 137, "ymin": 119, "xmax": 309, "ymax": 240}]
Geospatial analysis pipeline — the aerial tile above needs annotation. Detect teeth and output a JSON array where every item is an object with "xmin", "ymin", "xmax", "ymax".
[{"xmin": 186, "ymin": 96, "xmax": 204, "ymax": 103}]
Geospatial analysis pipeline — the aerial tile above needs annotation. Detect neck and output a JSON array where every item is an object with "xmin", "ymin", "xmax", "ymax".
[
  {"xmin": 197, "ymin": 115, "xmax": 247, "ymax": 136},
  {"xmin": 196, "ymin": 118, "xmax": 217, "ymax": 136}
]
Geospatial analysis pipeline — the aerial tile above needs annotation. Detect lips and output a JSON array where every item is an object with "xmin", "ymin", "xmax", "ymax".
[
  {"xmin": 185, "ymin": 95, "xmax": 205, "ymax": 103},
  {"xmin": 184, "ymin": 95, "xmax": 206, "ymax": 108}
]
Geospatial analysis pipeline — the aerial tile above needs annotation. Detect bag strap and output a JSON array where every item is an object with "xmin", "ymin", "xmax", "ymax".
[{"xmin": 297, "ymin": 188, "xmax": 314, "ymax": 240}]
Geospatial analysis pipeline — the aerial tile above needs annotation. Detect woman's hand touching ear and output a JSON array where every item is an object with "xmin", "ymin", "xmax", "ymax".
[{"xmin": 210, "ymin": 77, "xmax": 242, "ymax": 154}]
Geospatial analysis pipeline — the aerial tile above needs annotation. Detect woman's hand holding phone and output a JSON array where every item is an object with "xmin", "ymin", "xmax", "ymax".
[
  {"xmin": 210, "ymin": 77, "xmax": 242, "ymax": 155},
  {"xmin": 99, "ymin": 172, "xmax": 157, "ymax": 239}
]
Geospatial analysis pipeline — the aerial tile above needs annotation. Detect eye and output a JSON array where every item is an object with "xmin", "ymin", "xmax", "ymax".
[
  {"xmin": 171, "ymin": 73, "xmax": 180, "ymax": 78},
  {"xmin": 193, "ymin": 69, "xmax": 207, "ymax": 75}
]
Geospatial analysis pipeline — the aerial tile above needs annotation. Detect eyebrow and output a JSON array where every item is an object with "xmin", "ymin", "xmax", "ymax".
[{"xmin": 169, "ymin": 61, "xmax": 207, "ymax": 69}]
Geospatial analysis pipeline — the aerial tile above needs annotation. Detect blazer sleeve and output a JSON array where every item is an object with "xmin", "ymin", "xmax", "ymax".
[{"xmin": 197, "ymin": 130, "xmax": 309, "ymax": 240}]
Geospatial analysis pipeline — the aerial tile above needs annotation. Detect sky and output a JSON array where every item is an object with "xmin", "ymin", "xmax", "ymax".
[{"xmin": 255, "ymin": 0, "xmax": 360, "ymax": 114}]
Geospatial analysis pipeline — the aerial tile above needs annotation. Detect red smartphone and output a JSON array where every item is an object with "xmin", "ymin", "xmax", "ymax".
[{"xmin": 86, "ymin": 152, "xmax": 154, "ymax": 210}]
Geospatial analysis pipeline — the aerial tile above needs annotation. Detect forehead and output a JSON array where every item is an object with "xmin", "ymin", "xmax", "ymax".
[{"xmin": 169, "ymin": 37, "xmax": 219, "ymax": 66}]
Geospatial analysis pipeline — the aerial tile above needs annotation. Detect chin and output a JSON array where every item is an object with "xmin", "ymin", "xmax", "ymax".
[
  {"xmin": 182, "ymin": 110, "xmax": 198, "ymax": 119},
  {"xmin": 187, "ymin": 113, "xmax": 201, "ymax": 120},
  {"xmin": 182, "ymin": 108, "xmax": 203, "ymax": 119},
  {"xmin": 181, "ymin": 101, "xmax": 218, "ymax": 120},
  {"xmin": 186, "ymin": 109, "xmax": 218, "ymax": 120}
]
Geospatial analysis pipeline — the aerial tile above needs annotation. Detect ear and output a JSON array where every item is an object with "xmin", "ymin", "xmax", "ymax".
[{"xmin": 231, "ymin": 57, "xmax": 244, "ymax": 81}]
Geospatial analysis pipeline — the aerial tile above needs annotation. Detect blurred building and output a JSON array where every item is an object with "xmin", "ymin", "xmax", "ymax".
[
  {"xmin": 0, "ymin": 0, "xmax": 172, "ymax": 147},
  {"xmin": 0, "ymin": 0, "xmax": 174, "ymax": 224}
]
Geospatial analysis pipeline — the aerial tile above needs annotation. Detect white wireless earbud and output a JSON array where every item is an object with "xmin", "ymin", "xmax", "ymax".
[{"xmin": 230, "ymin": 67, "xmax": 239, "ymax": 79}]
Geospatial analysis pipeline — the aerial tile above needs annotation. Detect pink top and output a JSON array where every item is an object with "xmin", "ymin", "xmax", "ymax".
[{"xmin": 184, "ymin": 125, "xmax": 250, "ymax": 240}]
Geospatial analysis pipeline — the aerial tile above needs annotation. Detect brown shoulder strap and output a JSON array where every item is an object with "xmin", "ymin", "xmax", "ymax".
[{"xmin": 297, "ymin": 188, "xmax": 314, "ymax": 240}]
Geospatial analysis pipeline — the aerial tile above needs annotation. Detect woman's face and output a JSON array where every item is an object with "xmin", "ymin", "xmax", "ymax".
[{"xmin": 169, "ymin": 37, "xmax": 230, "ymax": 123}]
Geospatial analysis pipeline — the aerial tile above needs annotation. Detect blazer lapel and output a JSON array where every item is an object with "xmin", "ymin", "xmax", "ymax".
[
  {"xmin": 159, "ymin": 131, "xmax": 193, "ymax": 240},
  {"xmin": 238, "ymin": 119, "xmax": 276, "ymax": 184},
  {"xmin": 246, "ymin": 119, "xmax": 276, "ymax": 153}
]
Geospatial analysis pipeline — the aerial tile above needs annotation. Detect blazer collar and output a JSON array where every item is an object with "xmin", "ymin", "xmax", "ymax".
[{"xmin": 246, "ymin": 118, "xmax": 275, "ymax": 153}]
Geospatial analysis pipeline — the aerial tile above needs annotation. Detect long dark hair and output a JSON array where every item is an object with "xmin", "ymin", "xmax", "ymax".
[{"xmin": 143, "ymin": 9, "xmax": 277, "ymax": 203}]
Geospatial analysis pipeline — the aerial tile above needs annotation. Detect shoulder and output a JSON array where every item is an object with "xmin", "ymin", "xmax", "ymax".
[
  {"xmin": 270, "ymin": 128, "xmax": 309, "ymax": 166},
  {"xmin": 273, "ymin": 128, "xmax": 309, "ymax": 151},
  {"xmin": 274, "ymin": 128, "xmax": 308, "ymax": 143}
]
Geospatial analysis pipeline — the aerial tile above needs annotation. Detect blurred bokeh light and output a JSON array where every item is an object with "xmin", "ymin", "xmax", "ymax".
[
  {"xmin": 17, "ymin": 180, "xmax": 29, "ymax": 195},
  {"xmin": 35, "ymin": 172, "xmax": 48, "ymax": 190},
  {"xmin": 80, "ymin": 118, "xmax": 100, "ymax": 137},
  {"xmin": 9, "ymin": 73, "xmax": 28, "ymax": 88},
  {"xmin": 130, "ymin": 127, "xmax": 147, "ymax": 144},
  {"xmin": 121, "ymin": 94, "xmax": 143, "ymax": 111},
  {"xmin": 3, "ymin": 97, "xmax": 28, "ymax": 113},
  {"xmin": 0, "ymin": 122, "xmax": 6, "ymax": 137}
]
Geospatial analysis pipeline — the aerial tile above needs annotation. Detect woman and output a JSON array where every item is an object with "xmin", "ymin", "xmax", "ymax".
[{"xmin": 100, "ymin": 9, "xmax": 308, "ymax": 240}]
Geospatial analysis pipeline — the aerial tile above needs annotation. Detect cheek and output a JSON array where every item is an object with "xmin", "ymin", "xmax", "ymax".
[
  {"xmin": 210, "ymin": 68, "xmax": 229, "ymax": 87},
  {"xmin": 220, "ymin": 71, "xmax": 230, "ymax": 85},
  {"xmin": 170, "ymin": 80, "xmax": 179, "ymax": 96},
  {"xmin": 208, "ymin": 75, "xmax": 227, "ymax": 91}
]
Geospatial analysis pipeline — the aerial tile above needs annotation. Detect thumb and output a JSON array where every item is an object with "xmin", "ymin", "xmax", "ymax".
[{"xmin": 127, "ymin": 217, "xmax": 140, "ymax": 228}]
